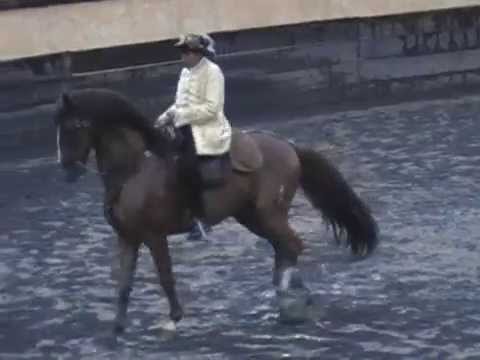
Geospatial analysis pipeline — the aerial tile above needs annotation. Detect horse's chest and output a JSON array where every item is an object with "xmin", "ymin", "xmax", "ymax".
[{"xmin": 103, "ymin": 184, "xmax": 141, "ymax": 234}]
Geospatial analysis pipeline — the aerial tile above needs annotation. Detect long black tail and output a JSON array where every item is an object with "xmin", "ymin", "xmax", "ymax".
[{"xmin": 294, "ymin": 146, "xmax": 378, "ymax": 255}]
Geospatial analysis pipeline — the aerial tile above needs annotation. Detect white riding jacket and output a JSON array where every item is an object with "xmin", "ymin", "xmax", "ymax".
[{"xmin": 160, "ymin": 57, "xmax": 232, "ymax": 156}]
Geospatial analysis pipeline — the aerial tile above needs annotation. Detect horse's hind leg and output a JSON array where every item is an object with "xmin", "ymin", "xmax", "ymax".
[
  {"xmin": 113, "ymin": 238, "xmax": 139, "ymax": 335},
  {"xmin": 145, "ymin": 236, "xmax": 183, "ymax": 326},
  {"xmin": 236, "ymin": 209, "xmax": 312, "ymax": 323},
  {"xmin": 260, "ymin": 215, "xmax": 305, "ymax": 286},
  {"xmin": 236, "ymin": 210, "xmax": 304, "ymax": 286}
]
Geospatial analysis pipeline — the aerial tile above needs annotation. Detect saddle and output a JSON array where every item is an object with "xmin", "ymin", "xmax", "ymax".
[
  {"xmin": 196, "ymin": 130, "xmax": 264, "ymax": 188},
  {"xmin": 170, "ymin": 126, "xmax": 264, "ymax": 188}
]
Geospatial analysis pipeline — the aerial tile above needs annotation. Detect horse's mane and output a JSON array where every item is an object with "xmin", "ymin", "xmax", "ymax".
[{"xmin": 65, "ymin": 88, "xmax": 169, "ymax": 156}]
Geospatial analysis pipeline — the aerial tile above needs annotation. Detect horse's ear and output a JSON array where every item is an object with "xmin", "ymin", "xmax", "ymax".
[{"xmin": 61, "ymin": 92, "xmax": 74, "ymax": 109}]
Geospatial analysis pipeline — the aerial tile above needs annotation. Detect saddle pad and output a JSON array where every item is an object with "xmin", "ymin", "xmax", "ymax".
[{"xmin": 230, "ymin": 129, "xmax": 264, "ymax": 172}]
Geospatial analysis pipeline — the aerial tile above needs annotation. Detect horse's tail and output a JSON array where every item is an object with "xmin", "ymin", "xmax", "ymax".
[{"xmin": 294, "ymin": 146, "xmax": 378, "ymax": 255}]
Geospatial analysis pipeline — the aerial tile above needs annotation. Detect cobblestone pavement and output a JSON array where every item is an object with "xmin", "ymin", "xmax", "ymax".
[{"xmin": 1, "ymin": 95, "xmax": 480, "ymax": 359}]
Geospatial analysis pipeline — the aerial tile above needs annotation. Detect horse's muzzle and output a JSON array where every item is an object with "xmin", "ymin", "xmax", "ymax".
[{"xmin": 62, "ymin": 162, "xmax": 86, "ymax": 183}]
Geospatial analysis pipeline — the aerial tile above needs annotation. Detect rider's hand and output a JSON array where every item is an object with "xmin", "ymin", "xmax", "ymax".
[{"xmin": 155, "ymin": 111, "xmax": 174, "ymax": 128}]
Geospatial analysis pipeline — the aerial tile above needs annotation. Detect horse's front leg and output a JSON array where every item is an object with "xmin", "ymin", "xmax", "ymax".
[
  {"xmin": 145, "ymin": 236, "xmax": 183, "ymax": 327},
  {"xmin": 113, "ymin": 238, "xmax": 139, "ymax": 335}
]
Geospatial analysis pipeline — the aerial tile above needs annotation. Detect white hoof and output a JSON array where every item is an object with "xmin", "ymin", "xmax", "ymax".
[
  {"xmin": 149, "ymin": 320, "xmax": 177, "ymax": 333},
  {"xmin": 277, "ymin": 267, "xmax": 312, "ymax": 324},
  {"xmin": 163, "ymin": 320, "xmax": 177, "ymax": 332}
]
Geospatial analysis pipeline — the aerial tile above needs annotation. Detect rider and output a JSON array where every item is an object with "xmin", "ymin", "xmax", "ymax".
[{"xmin": 155, "ymin": 33, "xmax": 232, "ymax": 240}]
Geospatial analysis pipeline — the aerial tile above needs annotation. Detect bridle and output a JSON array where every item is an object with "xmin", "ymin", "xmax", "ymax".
[{"xmin": 57, "ymin": 117, "xmax": 107, "ymax": 176}]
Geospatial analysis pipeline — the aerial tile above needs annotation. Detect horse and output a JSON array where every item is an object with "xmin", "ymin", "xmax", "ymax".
[{"xmin": 54, "ymin": 88, "xmax": 378, "ymax": 335}]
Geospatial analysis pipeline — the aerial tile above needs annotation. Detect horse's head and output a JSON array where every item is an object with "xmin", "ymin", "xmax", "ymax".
[{"xmin": 54, "ymin": 93, "xmax": 93, "ymax": 182}]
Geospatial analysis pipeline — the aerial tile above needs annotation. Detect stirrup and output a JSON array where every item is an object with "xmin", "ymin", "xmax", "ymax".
[
  {"xmin": 196, "ymin": 219, "xmax": 209, "ymax": 239},
  {"xmin": 187, "ymin": 219, "xmax": 211, "ymax": 241}
]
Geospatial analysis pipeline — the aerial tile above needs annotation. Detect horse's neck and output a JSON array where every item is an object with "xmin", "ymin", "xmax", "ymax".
[{"xmin": 94, "ymin": 127, "xmax": 147, "ymax": 195}]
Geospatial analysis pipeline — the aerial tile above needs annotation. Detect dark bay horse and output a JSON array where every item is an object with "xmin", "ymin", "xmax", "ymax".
[{"xmin": 54, "ymin": 88, "xmax": 378, "ymax": 334}]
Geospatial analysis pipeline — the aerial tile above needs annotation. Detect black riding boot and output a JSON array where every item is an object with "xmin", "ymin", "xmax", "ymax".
[
  {"xmin": 178, "ymin": 125, "xmax": 212, "ymax": 241},
  {"xmin": 186, "ymin": 180, "xmax": 212, "ymax": 241}
]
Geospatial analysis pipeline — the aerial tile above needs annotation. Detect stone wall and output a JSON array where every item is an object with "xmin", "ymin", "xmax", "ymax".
[
  {"xmin": 2, "ymin": 0, "xmax": 480, "ymax": 61},
  {"xmin": 2, "ymin": 7, "xmax": 480, "ymax": 150}
]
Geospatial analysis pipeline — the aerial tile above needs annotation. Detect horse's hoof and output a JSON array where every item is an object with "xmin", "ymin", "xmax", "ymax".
[
  {"xmin": 148, "ymin": 320, "xmax": 177, "ymax": 332},
  {"xmin": 277, "ymin": 267, "xmax": 312, "ymax": 324},
  {"xmin": 278, "ymin": 289, "xmax": 312, "ymax": 324},
  {"xmin": 163, "ymin": 320, "xmax": 177, "ymax": 332}
]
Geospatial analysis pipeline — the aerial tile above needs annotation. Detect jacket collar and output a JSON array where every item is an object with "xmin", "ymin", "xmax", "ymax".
[{"xmin": 187, "ymin": 57, "xmax": 207, "ymax": 73}]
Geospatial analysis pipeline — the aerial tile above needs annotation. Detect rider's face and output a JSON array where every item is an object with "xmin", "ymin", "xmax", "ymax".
[{"xmin": 181, "ymin": 50, "xmax": 202, "ymax": 68}]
